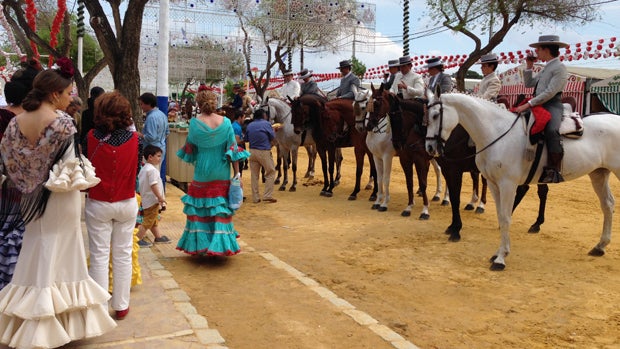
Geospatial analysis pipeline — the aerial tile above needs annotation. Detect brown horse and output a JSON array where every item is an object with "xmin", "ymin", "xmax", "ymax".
[{"xmin": 290, "ymin": 94, "xmax": 377, "ymax": 200}]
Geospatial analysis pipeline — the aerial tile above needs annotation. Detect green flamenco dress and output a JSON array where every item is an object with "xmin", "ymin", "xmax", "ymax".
[{"xmin": 176, "ymin": 117, "xmax": 250, "ymax": 256}]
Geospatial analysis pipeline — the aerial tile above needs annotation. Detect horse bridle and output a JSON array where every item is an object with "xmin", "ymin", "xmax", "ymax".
[{"xmin": 424, "ymin": 97, "xmax": 522, "ymax": 158}]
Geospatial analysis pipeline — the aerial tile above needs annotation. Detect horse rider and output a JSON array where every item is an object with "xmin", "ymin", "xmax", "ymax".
[
  {"xmin": 382, "ymin": 59, "xmax": 400, "ymax": 90},
  {"xmin": 475, "ymin": 53, "xmax": 501, "ymax": 101},
  {"xmin": 298, "ymin": 68, "xmax": 323, "ymax": 98},
  {"xmin": 335, "ymin": 59, "xmax": 360, "ymax": 100},
  {"xmin": 425, "ymin": 57, "xmax": 453, "ymax": 94},
  {"xmin": 239, "ymin": 88, "xmax": 254, "ymax": 118},
  {"xmin": 278, "ymin": 69, "xmax": 300, "ymax": 102},
  {"xmin": 390, "ymin": 55, "xmax": 425, "ymax": 99},
  {"xmin": 514, "ymin": 35, "xmax": 568, "ymax": 183}
]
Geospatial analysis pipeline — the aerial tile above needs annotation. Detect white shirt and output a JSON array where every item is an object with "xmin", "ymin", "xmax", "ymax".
[
  {"xmin": 476, "ymin": 72, "xmax": 501, "ymax": 101},
  {"xmin": 138, "ymin": 162, "xmax": 164, "ymax": 208},
  {"xmin": 390, "ymin": 70, "xmax": 425, "ymax": 99},
  {"xmin": 278, "ymin": 79, "xmax": 301, "ymax": 100}
]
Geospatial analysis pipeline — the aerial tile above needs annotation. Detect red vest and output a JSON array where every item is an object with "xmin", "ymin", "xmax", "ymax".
[{"xmin": 87, "ymin": 130, "xmax": 139, "ymax": 202}]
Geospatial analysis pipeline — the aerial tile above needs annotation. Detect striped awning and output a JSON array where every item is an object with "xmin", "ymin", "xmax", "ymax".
[{"xmin": 591, "ymin": 79, "xmax": 620, "ymax": 115}]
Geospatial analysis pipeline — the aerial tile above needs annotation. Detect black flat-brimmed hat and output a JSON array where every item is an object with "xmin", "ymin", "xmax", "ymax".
[
  {"xmin": 298, "ymin": 68, "xmax": 312, "ymax": 79},
  {"xmin": 388, "ymin": 59, "xmax": 400, "ymax": 68},
  {"xmin": 477, "ymin": 53, "xmax": 499, "ymax": 64},
  {"xmin": 424, "ymin": 57, "xmax": 443, "ymax": 68},
  {"xmin": 529, "ymin": 35, "xmax": 569, "ymax": 48},
  {"xmin": 337, "ymin": 60, "xmax": 352, "ymax": 69},
  {"xmin": 398, "ymin": 56, "xmax": 412, "ymax": 66}
]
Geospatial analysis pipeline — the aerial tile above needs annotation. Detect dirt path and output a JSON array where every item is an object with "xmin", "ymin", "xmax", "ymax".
[{"xmin": 160, "ymin": 148, "xmax": 620, "ymax": 349}]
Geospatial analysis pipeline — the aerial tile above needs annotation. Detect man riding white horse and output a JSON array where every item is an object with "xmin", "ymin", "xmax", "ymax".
[{"xmin": 514, "ymin": 35, "xmax": 569, "ymax": 183}]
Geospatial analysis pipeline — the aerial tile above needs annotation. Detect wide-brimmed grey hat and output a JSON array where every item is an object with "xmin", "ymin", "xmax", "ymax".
[
  {"xmin": 337, "ymin": 60, "xmax": 352, "ymax": 69},
  {"xmin": 282, "ymin": 69, "xmax": 294, "ymax": 76},
  {"xmin": 529, "ymin": 35, "xmax": 569, "ymax": 48},
  {"xmin": 477, "ymin": 53, "xmax": 499, "ymax": 64},
  {"xmin": 298, "ymin": 68, "xmax": 312, "ymax": 79},
  {"xmin": 424, "ymin": 57, "xmax": 443, "ymax": 69},
  {"xmin": 388, "ymin": 59, "xmax": 400, "ymax": 68},
  {"xmin": 398, "ymin": 56, "xmax": 412, "ymax": 66}
]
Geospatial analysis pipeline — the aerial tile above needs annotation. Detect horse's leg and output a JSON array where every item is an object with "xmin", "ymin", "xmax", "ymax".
[
  {"xmin": 398, "ymin": 153, "xmax": 415, "ymax": 217},
  {"xmin": 443, "ymin": 166, "xmax": 463, "ymax": 242},
  {"xmin": 318, "ymin": 147, "xmax": 329, "ymax": 196},
  {"xmin": 371, "ymin": 153, "xmax": 384, "ymax": 210},
  {"xmin": 304, "ymin": 144, "xmax": 316, "ymax": 178},
  {"xmin": 334, "ymin": 148, "xmax": 343, "ymax": 186},
  {"xmin": 476, "ymin": 175, "xmax": 487, "ymax": 214},
  {"xmin": 365, "ymin": 152, "xmax": 374, "ymax": 190},
  {"xmin": 274, "ymin": 145, "xmax": 283, "ymax": 184},
  {"xmin": 529, "ymin": 184, "xmax": 548, "ymax": 232},
  {"xmin": 289, "ymin": 147, "xmax": 299, "ymax": 192},
  {"xmin": 348, "ymin": 145, "xmax": 366, "ymax": 201},
  {"xmin": 488, "ymin": 180, "xmax": 518, "ymax": 271},
  {"xmin": 278, "ymin": 149, "xmax": 289, "ymax": 191},
  {"xmin": 414, "ymin": 157, "xmax": 430, "ymax": 220},
  {"xmin": 377, "ymin": 152, "xmax": 392, "ymax": 211},
  {"xmin": 430, "ymin": 159, "xmax": 443, "ymax": 202},
  {"xmin": 588, "ymin": 168, "xmax": 614, "ymax": 256},
  {"xmin": 465, "ymin": 172, "xmax": 479, "ymax": 211},
  {"xmin": 366, "ymin": 150, "xmax": 378, "ymax": 201},
  {"xmin": 325, "ymin": 145, "xmax": 336, "ymax": 197}
]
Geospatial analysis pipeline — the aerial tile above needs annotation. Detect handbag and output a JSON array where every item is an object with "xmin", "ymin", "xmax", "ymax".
[{"xmin": 228, "ymin": 176, "xmax": 243, "ymax": 210}]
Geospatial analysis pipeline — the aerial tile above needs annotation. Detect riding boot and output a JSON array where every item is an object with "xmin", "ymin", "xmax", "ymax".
[{"xmin": 539, "ymin": 152, "xmax": 564, "ymax": 183}]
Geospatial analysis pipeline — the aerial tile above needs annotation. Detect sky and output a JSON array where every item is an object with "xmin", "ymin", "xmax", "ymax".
[{"xmin": 303, "ymin": 0, "xmax": 620, "ymax": 78}]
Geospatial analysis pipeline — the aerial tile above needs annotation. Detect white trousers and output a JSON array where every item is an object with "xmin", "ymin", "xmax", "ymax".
[{"xmin": 85, "ymin": 197, "xmax": 138, "ymax": 311}]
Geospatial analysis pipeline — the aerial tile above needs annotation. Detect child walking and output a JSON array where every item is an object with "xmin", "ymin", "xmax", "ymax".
[{"xmin": 137, "ymin": 145, "xmax": 171, "ymax": 247}]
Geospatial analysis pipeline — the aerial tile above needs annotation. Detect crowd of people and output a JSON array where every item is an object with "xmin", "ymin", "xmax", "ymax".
[{"xmin": 0, "ymin": 33, "xmax": 569, "ymax": 348}]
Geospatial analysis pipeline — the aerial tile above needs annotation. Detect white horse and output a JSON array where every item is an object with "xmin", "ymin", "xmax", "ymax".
[
  {"xmin": 425, "ymin": 91, "xmax": 620, "ymax": 270},
  {"xmin": 263, "ymin": 97, "xmax": 318, "ymax": 191}
]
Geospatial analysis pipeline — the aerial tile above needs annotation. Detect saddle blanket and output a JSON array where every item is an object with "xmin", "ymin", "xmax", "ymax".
[{"xmin": 560, "ymin": 112, "xmax": 584, "ymax": 138}]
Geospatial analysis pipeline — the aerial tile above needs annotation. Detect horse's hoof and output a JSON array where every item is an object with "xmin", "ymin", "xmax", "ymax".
[
  {"xmin": 588, "ymin": 247, "xmax": 605, "ymax": 257},
  {"xmin": 334, "ymin": 180, "xmax": 340, "ymax": 187},
  {"xmin": 528, "ymin": 225, "xmax": 540, "ymax": 233},
  {"xmin": 441, "ymin": 200, "xmax": 450, "ymax": 206},
  {"xmin": 320, "ymin": 191, "xmax": 327, "ymax": 197},
  {"xmin": 275, "ymin": 179, "xmax": 281, "ymax": 185},
  {"xmin": 378, "ymin": 206, "xmax": 388, "ymax": 212},
  {"xmin": 324, "ymin": 192, "xmax": 333, "ymax": 198},
  {"xmin": 431, "ymin": 196, "xmax": 441, "ymax": 202},
  {"xmin": 448, "ymin": 234, "xmax": 461, "ymax": 242},
  {"xmin": 369, "ymin": 195, "xmax": 377, "ymax": 201},
  {"xmin": 371, "ymin": 204, "xmax": 379, "ymax": 210},
  {"xmin": 401, "ymin": 211, "xmax": 411, "ymax": 217},
  {"xmin": 365, "ymin": 184, "xmax": 373, "ymax": 190},
  {"xmin": 348, "ymin": 195, "xmax": 357, "ymax": 201},
  {"xmin": 464, "ymin": 204, "xmax": 474, "ymax": 211},
  {"xmin": 304, "ymin": 174, "xmax": 310, "ymax": 179},
  {"xmin": 490, "ymin": 263, "xmax": 506, "ymax": 271},
  {"xmin": 419, "ymin": 213, "xmax": 430, "ymax": 220},
  {"xmin": 279, "ymin": 186, "xmax": 286, "ymax": 191},
  {"xmin": 289, "ymin": 187, "xmax": 296, "ymax": 192},
  {"xmin": 475, "ymin": 207, "xmax": 485, "ymax": 214}
]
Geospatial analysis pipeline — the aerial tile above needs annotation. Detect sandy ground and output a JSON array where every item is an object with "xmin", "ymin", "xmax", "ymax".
[{"xmin": 160, "ymin": 148, "xmax": 620, "ymax": 349}]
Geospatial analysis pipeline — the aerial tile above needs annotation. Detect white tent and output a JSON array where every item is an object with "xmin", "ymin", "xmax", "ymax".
[{"xmin": 590, "ymin": 74, "xmax": 620, "ymax": 115}]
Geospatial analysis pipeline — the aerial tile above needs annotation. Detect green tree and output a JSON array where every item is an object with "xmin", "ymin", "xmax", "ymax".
[
  {"xmin": 426, "ymin": 0, "xmax": 601, "ymax": 91},
  {"xmin": 351, "ymin": 56, "xmax": 366, "ymax": 79}
]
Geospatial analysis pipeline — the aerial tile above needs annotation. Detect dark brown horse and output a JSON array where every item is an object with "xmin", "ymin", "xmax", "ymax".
[{"xmin": 290, "ymin": 94, "xmax": 377, "ymax": 200}]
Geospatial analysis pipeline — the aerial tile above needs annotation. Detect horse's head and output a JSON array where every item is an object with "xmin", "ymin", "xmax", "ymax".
[
  {"xmin": 291, "ymin": 94, "xmax": 320, "ymax": 135},
  {"xmin": 424, "ymin": 90, "xmax": 458, "ymax": 157},
  {"xmin": 352, "ymin": 85, "xmax": 373, "ymax": 132},
  {"xmin": 364, "ymin": 85, "xmax": 390, "ymax": 131}
]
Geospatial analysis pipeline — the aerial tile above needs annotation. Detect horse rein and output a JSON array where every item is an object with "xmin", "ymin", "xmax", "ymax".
[{"xmin": 425, "ymin": 98, "xmax": 521, "ymax": 159}]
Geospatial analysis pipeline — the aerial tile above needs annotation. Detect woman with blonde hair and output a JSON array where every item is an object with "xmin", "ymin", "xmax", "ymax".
[
  {"xmin": 0, "ymin": 58, "xmax": 116, "ymax": 348},
  {"xmin": 176, "ymin": 90, "xmax": 250, "ymax": 256}
]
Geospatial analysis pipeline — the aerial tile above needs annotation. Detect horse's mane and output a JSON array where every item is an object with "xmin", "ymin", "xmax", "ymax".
[
  {"xmin": 267, "ymin": 98, "xmax": 291, "ymax": 122},
  {"xmin": 442, "ymin": 92, "xmax": 515, "ymax": 119}
]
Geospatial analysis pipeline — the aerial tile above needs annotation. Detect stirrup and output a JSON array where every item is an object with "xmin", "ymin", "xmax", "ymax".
[{"xmin": 539, "ymin": 167, "xmax": 564, "ymax": 183}]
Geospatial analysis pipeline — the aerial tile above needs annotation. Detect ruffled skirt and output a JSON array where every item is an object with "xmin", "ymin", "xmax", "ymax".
[
  {"xmin": 0, "ymin": 204, "xmax": 24, "ymax": 290},
  {"xmin": 0, "ymin": 190, "xmax": 116, "ymax": 349},
  {"xmin": 176, "ymin": 180, "xmax": 241, "ymax": 256}
]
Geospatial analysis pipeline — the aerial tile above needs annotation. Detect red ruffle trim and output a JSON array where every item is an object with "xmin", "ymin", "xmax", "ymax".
[
  {"xmin": 187, "ymin": 180, "xmax": 230, "ymax": 198},
  {"xmin": 186, "ymin": 215, "xmax": 233, "ymax": 224}
]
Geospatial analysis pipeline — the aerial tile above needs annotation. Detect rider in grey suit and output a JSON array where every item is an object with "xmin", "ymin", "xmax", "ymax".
[
  {"xmin": 514, "ymin": 35, "xmax": 568, "ymax": 183},
  {"xmin": 425, "ymin": 57, "xmax": 453, "ymax": 94},
  {"xmin": 336, "ymin": 60, "xmax": 360, "ymax": 99}
]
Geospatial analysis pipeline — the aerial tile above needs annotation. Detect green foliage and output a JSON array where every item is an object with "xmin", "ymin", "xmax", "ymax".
[
  {"xmin": 223, "ymin": 79, "xmax": 244, "ymax": 102},
  {"xmin": 351, "ymin": 56, "xmax": 366, "ymax": 79},
  {"xmin": 465, "ymin": 70, "xmax": 483, "ymax": 79}
]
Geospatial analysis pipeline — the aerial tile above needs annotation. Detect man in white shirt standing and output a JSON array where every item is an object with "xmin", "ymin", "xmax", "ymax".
[
  {"xmin": 278, "ymin": 70, "xmax": 300, "ymax": 102},
  {"xmin": 475, "ymin": 53, "xmax": 501, "ymax": 101},
  {"xmin": 390, "ymin": 55, "xmax": 425, "ymax": 100}
]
